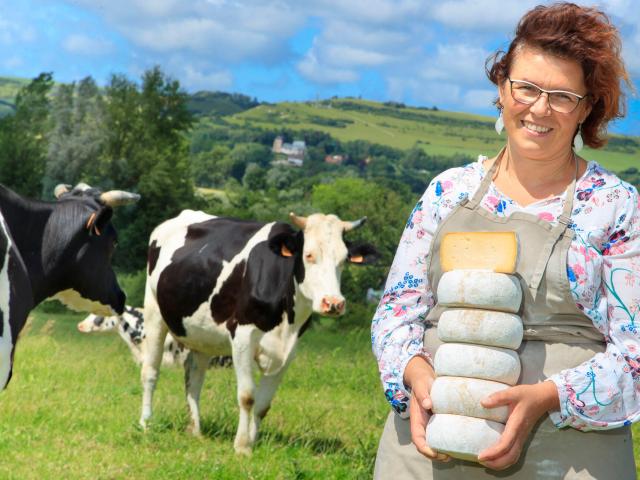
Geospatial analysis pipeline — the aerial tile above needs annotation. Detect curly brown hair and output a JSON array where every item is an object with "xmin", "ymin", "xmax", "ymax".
[{"xmin": 486, "ymin": 2, "xmax": 632, "ymax": 149}]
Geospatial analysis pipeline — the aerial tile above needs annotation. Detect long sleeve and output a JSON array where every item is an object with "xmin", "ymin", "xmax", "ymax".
[
  {"xmin": 370, "ymin": 164, "xmax": 482, "ymax": 417},
  {"xmin": 371, "ymin": 192, "xmax": 435, "ymax": 417},
  {"xmin": 549, "ymin": 184, "xmax": 640, "ymax": 430}
]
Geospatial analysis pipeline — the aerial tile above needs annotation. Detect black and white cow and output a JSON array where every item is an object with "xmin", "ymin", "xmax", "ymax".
[
  {"xmin": 139, "ymin": 210, "xmax": 378, "ymax": 453},
  {"xmin": 78, "ymin": 307, "xmax": 232, "ymax": 368},
  {"xmin": 0, "ymin": 182, "xmax": 139, "ymax": 390}
]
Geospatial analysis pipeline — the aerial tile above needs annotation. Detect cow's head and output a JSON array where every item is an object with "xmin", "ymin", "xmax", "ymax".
[
  {"xmin": 47, "ymin": 183, "xmax": 139, "ymax": 316},
  {"xmin": 77, "ymin": 313, "xmax": 119, "ymax": 333},
  {"xmin": 269, "ymin": 212, "xmax": 379, "ymax": 316}
]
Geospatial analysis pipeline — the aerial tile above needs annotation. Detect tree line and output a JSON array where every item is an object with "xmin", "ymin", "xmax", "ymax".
[{"xmin": 0, "ymin": 68, "xmax": 482, "ymax": 318}]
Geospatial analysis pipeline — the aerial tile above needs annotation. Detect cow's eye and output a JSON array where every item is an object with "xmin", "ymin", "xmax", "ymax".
[{"xmin": 304, "ymin": 252, "xmax": 315, "ymax": 263}]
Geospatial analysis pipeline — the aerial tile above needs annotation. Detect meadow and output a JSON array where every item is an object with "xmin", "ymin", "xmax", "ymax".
[
  {"xmin": 0, "ymin": 309, "xmax": 387, "ymax": 479},
  {"xmin": 2, "ymin": 309, "xmax": 639, "ymax": 479}
]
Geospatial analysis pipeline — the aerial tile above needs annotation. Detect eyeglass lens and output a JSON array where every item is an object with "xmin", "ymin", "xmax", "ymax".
[{"xmin": 510, "ymin": 80, "xmax": 581, "ymax": 113}]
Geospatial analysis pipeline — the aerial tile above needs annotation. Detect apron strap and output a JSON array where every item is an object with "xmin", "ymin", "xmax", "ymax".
[
  {"xmin": 528, "ymin": 156, "xmax": 578, "ymax": 297},
  {"xmin": 462, "ymin": 147, "xmax": 505, "ymax": 210}
]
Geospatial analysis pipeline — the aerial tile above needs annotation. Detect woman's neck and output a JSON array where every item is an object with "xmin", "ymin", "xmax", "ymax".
[
  {"xmin": 487, "ymin": 144, "xmax": 582, "ymax": 207},
  {"xmin": 497, "ymin": 144, "xmax": 576, "ymax": 191}
]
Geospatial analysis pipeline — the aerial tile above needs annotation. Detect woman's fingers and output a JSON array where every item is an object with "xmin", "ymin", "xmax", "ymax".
[
  {"xmin": 477, "ymin": 409, "xmax": 521, "ymax": 461},
  {"xmin": 409, "ymin": 390, "xmax": 450, "ymax": 462},
  {"xmin": 479, "ymin": 439, "xmax": 522, "ymax": 471},
  {"xmin": 481, "ymin": 388, "xmax": 514, "ymax": 409}
]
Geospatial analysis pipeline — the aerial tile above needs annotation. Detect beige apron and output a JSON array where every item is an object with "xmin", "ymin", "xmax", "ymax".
[{"xmin": 374, "ymin": 154, "xmax": 637, "ymax": 479}]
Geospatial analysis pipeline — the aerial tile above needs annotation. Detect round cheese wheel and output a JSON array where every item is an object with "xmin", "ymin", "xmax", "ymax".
[
  {"xmin": 434, "ymin": 343, "xmax": 521, "ymax": 385},
  {"xmin": 438, "ymin": 309, "xmax": 523, "ymax": 349},
  {"xmin": 437, "ymin": 270, "xmax": 522, "ymax": 313},
  {"xmin": 430, "ymin": 376, "xmax": 509, "ymax": 423},
  {"xmin": 428, "ymin": 413, "xmax": 504, "ymax": 462}
]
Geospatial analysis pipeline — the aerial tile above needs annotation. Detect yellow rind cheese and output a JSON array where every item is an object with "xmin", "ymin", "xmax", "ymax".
[{"xmin": 441, "ymin": 231, "xmax": 518, "ymax": 273}]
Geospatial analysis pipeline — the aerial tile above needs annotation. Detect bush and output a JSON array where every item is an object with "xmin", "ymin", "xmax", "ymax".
[{"xmin": 117, "ymin": 268, "xmax": 147, "ymax": 308}]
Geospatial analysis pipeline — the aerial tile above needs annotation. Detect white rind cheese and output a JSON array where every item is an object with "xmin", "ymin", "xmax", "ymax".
[
  {"xmin": 430, "ymin": 376, "xmax": 510, "ymax": 423},
  {"xmin": 437, "ymin": 270, "xmax": 522, "ymax": 313},
  {"xmin": 440, "ymin": 231, "xmax": 518, "ymax": 273},
  {"xmin": 428, "ymin": 413, "xmax": 504, "ymax": 462},
  {"xmin": 437, "ymin": 309, "xmax": 523, "ymax": 349},
  {"xmin": 434, "ymin": 343, "xmax": 521, "ymax": 385}
]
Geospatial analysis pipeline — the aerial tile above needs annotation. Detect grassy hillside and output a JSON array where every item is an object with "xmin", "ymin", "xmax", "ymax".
[
  {"xmin": 0, "ymin": 76, "xmax": 27, "ymax": 116},
  {"xmin": 224, "ymin": 98, "xmax": 640, "ymax": 172}
]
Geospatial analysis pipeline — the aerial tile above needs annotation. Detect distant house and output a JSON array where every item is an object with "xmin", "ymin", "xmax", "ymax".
[
  {"xmin": 272, "ymin": 136, "xmax": 284, "ymax": 153},
  {"xmin": 324, "ymin": 154, "xmax": 345, "ymax": 165},
  {"xmin": 272, "ymin": 136, "xmax": 306, "ymax": 166}
]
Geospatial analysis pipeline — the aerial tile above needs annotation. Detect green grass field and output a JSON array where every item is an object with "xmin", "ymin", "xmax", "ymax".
[
  {"xmin": 1, "ymin": 310, "xmax": 639, "ymax": 479},
  {"xmin": 0, "ymin": 310, "xmax": 387, "ymax": 479}
]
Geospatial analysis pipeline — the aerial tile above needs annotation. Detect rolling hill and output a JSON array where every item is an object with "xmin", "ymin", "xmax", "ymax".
[
  {"xmin": 1, "ymin": 75, "xmax": 638, "ymax": 172},
  {"xmin": 221, "ymin": 98, "xmax": 640, "ymax": 172}
]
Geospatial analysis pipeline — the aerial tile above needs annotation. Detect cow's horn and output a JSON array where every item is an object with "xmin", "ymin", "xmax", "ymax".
[
  {"xmin": 74, "ymin": 182, "xmax": 93, "ymax": 192},
  {"xmin": 289, "ymin": 212, "xmax": 307, "ymax": 229},
  {"xmin": 54, "ymin": 184, "xmax": 71, "ymax": 199},
  {"xmin": 99, "ymin": 190, "xmax": 141, "ymax": 207},
  {"xmin": 342, "ymin": 216, "xmax": 367, "ymax": 232}
]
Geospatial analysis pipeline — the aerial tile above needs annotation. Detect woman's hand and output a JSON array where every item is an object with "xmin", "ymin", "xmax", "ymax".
[
  {"xmin": 477, "ymin": 381, "xmax": 560, "ymax": 470},
  {"xmin": 404, "ymin": 356, "xmax": 451, "ymax": 462}
]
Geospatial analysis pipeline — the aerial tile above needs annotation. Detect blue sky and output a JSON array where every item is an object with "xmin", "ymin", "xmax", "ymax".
[{"xmin": 0, "ymin": 0, "xmax": 638, "ymax": 136}]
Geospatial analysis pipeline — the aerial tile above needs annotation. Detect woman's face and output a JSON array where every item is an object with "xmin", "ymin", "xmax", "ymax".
[{"xmin": 498, "ymin": 45, "xmax": 591, "ymax": 160}]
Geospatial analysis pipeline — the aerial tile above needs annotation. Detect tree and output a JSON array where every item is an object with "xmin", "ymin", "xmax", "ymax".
[
  {"xmin": 0, "ymin": 73, "xmax": 54, "ymax": 196},
  {"xmin": 311, "ymin": 177, "xmax": 414, "ymax": 302},
  {"xmin": 43, "ymin": 77, "xmax": 107, "ymax": 197},
  {"xmin": 242, "ymin": 163, "xmax": 266, "ymax": 190},
  {"xmin": 96, "ymin": 67, "xmax": 198, "ymax": 271}
]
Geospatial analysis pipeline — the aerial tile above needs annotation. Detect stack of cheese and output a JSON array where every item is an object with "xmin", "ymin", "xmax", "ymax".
[{"xmin": 427, "ymin": 232, "xmax": 523, "ymax": 462}]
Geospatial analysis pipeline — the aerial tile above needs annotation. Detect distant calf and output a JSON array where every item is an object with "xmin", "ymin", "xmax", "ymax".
[{"xmin": 77, "ymin": 307, "xmax": 231, "ymax": 368}]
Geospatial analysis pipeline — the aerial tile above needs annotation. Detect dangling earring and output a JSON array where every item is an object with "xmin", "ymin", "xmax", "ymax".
[
  {"xmin": 495, "ymin": 108, "xmax": 504, "ymax": 135},
  {"xmin": 573, "ymin": 124, "xmax": 583, "ymax": 152}
]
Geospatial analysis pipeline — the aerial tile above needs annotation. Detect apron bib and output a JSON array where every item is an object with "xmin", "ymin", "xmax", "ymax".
[{"xmin": 374, "ymin": 154, "xmax": 636, "ymax": 479}]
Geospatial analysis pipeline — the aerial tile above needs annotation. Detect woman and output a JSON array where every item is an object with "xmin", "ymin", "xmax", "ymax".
[{"xmin": 372, "ymin": 3, "xmax": 637, "ymax": 479}]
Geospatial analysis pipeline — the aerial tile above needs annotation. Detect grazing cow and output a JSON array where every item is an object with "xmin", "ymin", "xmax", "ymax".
[
  {"xmin": 78, "ymin": 308, "xmax": 232, "ymax": 368},
  {"xmin": 139, "ymin": 210, "xmax": 378, "ymax": 453},
  {"xmin": 0, "ymin": 183, "xmax": 139, "ymax": 390}
]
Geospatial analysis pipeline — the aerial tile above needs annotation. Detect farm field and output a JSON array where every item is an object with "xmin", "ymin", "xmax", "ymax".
[
  {"xmin": 0, "ymin": 309, "xmax": 388, "ymax": 479},
  {"xmin": 1, "ymin": 309, "xmax": 639, "ymax": 479}
]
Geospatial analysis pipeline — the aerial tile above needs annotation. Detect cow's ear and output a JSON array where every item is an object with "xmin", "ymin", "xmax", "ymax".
[
  {"xmin": 86, "ymin": 206, "xmax": 113, "ymax": 236},
  {"xmin": 346, "ymin": 242, "xmax": 380, "ymax": 265},
  {"xmin": 268, "ymin": 231, "xmax": 300, "ymax": 258}
]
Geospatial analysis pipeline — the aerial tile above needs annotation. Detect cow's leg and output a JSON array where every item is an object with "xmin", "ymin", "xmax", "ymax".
[
  {"xmin": 231, "ymin": 325, "xmax": 262, "ymax": 455},
  {"xmin": 251, "ymin": 356, "xmax": 294, "ymax": 443},
  {"xmin": 139, "ymin": 295, "xmax": 168, "ymax": 429},
  {"xmin": 0, "ymin": 340, "xmax": 13, "ymax": 390},
  {"xmin": 183, "ymin": 350, "xmax": 210, "ymax": 436}
]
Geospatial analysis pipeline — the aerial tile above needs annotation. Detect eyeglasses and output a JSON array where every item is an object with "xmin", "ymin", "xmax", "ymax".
[{"xmin": 508, "ymin": 78, "xmax": 587, "ymax": 114}]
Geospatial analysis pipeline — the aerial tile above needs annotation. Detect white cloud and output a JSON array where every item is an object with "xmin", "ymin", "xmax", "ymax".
[
  {"xmin": 63, "ymin": 34, "xmax": 114, "ymax": 56},
  {"xmin": 180, "ymin": 65, "xmax": 233, "ymax": 91},
  {"xmin": 3, "ymin": 55, "xmax": 23, "ymax": 69},
  {"xmin": 0, "ymin": 18, "xmax": 37, "ymax": 45},
  {"xmin": 420, "ymin": 44, "xmax": 491, "ymax": 85},
  {"xmin": 429, "ymin": 0, "xmax": 538, "ymax": 31},
  {"xmin": 463, "ymin": 88, "xmax": 497, "ymax": 110},
  {"xmin": 297, "ymin": 48, "xmax": 359, "ymax": 84},
  {"xmin": 71, "ymin": 0, "xmax": 303, "ymax": 64}
]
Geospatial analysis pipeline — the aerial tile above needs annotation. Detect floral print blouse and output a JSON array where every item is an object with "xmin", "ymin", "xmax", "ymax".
[{"xmin": 371, "ymin": 156, "xmax": 640, "ymax": 431}]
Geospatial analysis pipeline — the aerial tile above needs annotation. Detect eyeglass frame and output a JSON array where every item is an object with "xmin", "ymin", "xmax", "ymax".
[{"xmin": 507, "ymin": 78, "xmax": 588, "ymax": 114}]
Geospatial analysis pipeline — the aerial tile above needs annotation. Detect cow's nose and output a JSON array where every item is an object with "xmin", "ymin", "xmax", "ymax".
[{"xmin": 321, "ymin": 296, "xmax": 346, "ymax": 316}]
